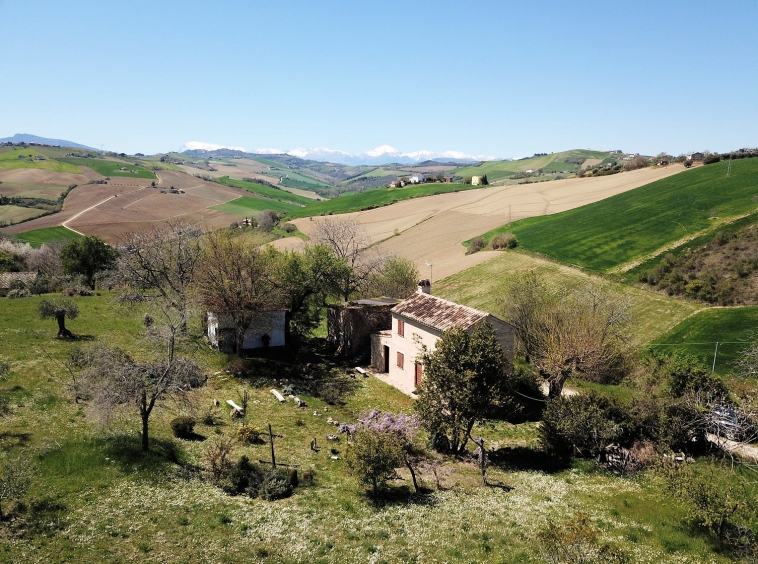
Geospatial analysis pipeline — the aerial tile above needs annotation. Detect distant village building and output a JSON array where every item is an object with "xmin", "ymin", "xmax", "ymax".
[
  {"xmin": 369, "ymin": 281, "xmax": 515, "ymax": 395},
  {"xmin": 687, "ymin": 152, "xmax": 704, "ymax": 162},
  {"xmin": 409, "ymin": 173, "xmax": 426, "ymax": 184},
  {"xmin": 471, "ymin": 175, "xmax": 489, "ymax": 185},
  {"xmin": 207, "ymin": 310, "xmax": 287, "ymax": 352}
]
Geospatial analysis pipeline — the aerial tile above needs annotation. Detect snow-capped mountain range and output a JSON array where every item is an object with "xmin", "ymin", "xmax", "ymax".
[{"xmin": 180, "ymin": 142, "xmax": 494, "ymax": 165}]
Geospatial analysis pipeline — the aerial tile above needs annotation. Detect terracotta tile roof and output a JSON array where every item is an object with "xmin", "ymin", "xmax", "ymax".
[
  {"xmin": 0, "ymin": 271, "xmax": 37, "ymax": 289},
  {"xmin": 391, "ymin": 292, "xmax": 489, "ymax": 332}
]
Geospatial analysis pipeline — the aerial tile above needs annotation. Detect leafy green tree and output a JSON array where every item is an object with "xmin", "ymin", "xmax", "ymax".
[
  {"xmin": 38, "ymin": 298, "xmax": 79, "ymax": 338},
  {"xmin": 268, "ymin": 244, "xmax": 350, "ymax": 343},
  {"xmin": 60, "ymin": 235, "xmax": 118, "ymax": 289},
  {"xmin": 416, "ymin": 321, "xmax": 514, "ymax": 454}
]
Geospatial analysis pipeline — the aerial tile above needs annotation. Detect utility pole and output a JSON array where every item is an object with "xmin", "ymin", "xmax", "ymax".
[
  {"xmin": 426, "ymin": 261, "xmax": 434, "ymax": 286},
  {"xmin": 712, "ymin": 342, "xmax": 719, "ymax": 373}
]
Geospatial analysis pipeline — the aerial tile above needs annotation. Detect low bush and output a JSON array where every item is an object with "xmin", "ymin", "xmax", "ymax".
[
  {"xmin": 466, "ymin": 237, "xmax": 485, "ymax": 255},
  {"xmin": 6, "ymin": 289, "xmax": 30, "ymax": 299},
  {"xmin": 236, "ymin": 425, "xmax": 262, "ymax": 444},
  {"xmin": 170, "ymin": 416, "xmax": 196, "ymax": 439},
  {"xmin": 260, "ymin": 469, "xmax": 293, "ymax": 501},
  {"xmin": 491, "ymin": 233, "xmax": 518, "ymax": 250}
]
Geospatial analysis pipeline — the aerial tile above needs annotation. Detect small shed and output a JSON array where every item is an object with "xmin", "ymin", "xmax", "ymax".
[
  {"xmin": 327, "ymin": 298, "xmax": 401, "ymax": 358},
  {"xmin": 207, "ymin": 310, "xmax": 287, "ymax": 352}
]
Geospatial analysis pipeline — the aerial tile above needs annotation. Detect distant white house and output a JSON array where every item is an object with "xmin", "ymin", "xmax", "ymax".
[
  {"xmin": 207, "ymin": 310, "xmax": 287, "ymax": 352},
  {"xmin": 370, "ymin": 282, "xmax": 515, "ymax": 395},
  {"xmin": 409, "ymin": 173, "xmax": 426, "ymax": 184}
]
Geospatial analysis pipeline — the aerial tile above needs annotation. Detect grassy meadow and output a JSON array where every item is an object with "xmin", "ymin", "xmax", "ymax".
[
  {"xmin": 0, "ymin": 291, "xmax": 736, "ymax": 563},
  {"xmin": 434, "ymin": 250, "xmax": 700, "ymax": 345},
  {"xmin": 476, "ymin": 159, "xmax": 758, "ymax": 273},
  {"xmin": 12, "ymin": 226, "xmax": 82, "ymax": 246},
  {"xmin": 453, "ymin": 149, "xmax": 610, "ymax": 182}
]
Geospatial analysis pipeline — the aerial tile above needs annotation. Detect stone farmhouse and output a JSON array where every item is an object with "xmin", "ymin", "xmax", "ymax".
[{"xmin": 369, "ymin": 281, "xmax": 515, "ymax": 395}]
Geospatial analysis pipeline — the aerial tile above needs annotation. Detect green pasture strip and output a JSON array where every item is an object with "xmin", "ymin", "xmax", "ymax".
[
  {"xmin": 215, "ymin": 176, "xmax": 312, "ymax": 206},
  {"xmin": 651, "ymin": 306, "xmax": 758, "ymax": 375},
  {"xmin": 454, "ymin": 149, "xmax": 610, "ymax": 182},
  {"xmin": 287, "ymin": 182, "xmax": 475, "ymax": 219},
  {"xmin": 279, "ymin": 177, "xmax": 326, "ymax": 191},
  {"xmin": 0, "ymin": 205, "xmax": 46, "ymax": 223},
  {"xmin": 623, "ymin": 210, "xmax": 758, "ymax": 283},
  {"xmin": 57, "ymin": 158, "xmax": 156, "ymax": 179},
  {"xmin": 434, "ymin": 250, "xmax": 699, "ymax": 345},
  {"xmin": 13, "ymin": 225, "xmax": 82, "ymax": 246},
  {"xmin": 476, "ymin": 159, "xmax": 758, "ymax": 273},
  {"xmin": 210, "ymin": 196, "xmax": 298, "ymax": 215}
]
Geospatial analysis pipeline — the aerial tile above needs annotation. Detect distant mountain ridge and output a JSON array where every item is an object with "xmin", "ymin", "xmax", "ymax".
[
  {"xmin": 0, "ymin": 133, "xmax": 96, "ymax": 150},
  {"xmin": 181, "ymin": 142, "xmax": 493, "ymax": 166}
]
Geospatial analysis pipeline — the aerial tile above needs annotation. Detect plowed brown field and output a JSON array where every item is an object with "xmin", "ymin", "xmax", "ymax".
[
  {"xmin": 288, "ymin": 164, "xmax": 686, "ymax": 281},
  {"xmin": 1, "ymin": 170, "xmax": 247, "ymax": 243}
]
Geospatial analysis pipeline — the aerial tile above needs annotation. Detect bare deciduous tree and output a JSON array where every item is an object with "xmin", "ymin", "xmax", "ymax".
[
  {"xmin": 118, "ymin": 221, "xmax": 204, "ymax": 334},
  {"xmin": 82, "ymin": 345, "xmax": 205, "ymax": 452},
  {"xmin": 312, "ymin": 217, "xmax": 385, "ymax": 300},
  {"xmin": 500, "ymin": 274, "xmax": 632, "ymax": 398}
]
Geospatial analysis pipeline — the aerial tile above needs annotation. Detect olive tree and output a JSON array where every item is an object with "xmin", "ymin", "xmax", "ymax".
[{"xmin": 38, "ymin": 298, "xmax": 79, "ymax": 338}]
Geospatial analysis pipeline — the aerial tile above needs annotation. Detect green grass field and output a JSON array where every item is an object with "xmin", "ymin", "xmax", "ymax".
[
  {"xmin": 434, "ymin": 250, "xmax": 700, "ymax": 345},
  {"xmin": 215, "ymin": 176, "xmax": 313, "ymax": 207},
  {"xmin": 287, "ymin": 182, "xmax": 475, "ymax": 219},
  {"xmin": 210, "ymin": 196, "xmax": 299, "ymax": 216},
  {"xmin": 476, "ymin": 159, "xmax": 758, "ymax": 273},
  {"xmin": 651, "ymin": 307, "xmax": 758, "ymax": 375},
  {"xmin": 0, "ymin": 148, "xmax": 82, "ymax": 174},
  {"xmin": 0, "ymin": 292, "xmax": 734, "ymax": 563},
  {"xmin": 0, "ymin": 205, "xmax": 47, "ymax": 224},
  {"xmin": 13, "ymin": 225, "xmax": 82, "ymax": 246},
  {"xmin": 57, "ymin": 158, "xmax": 156, "ymax": 179},
  {"xmin": 453, "ymin": 149, "xmax": 610, "ymax": 182}
]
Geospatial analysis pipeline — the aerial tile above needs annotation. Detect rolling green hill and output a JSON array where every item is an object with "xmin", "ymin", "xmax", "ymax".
[
  {"xmin": 0, "ymin": 148, "xmax": 82, "ymax": 174},
  {"xmin": 453, "ymin": 149, "xmax": 611, "ymax": 182},
  {"xmin": 13, "ymin": 226, "xmax": 82, "ymax": 246},
  {"xmin": 476, "ymin": 159, "xmax": 758, "ymax": 272},
  {"xmin": 210, "ymin": 196, "xmax": 298, "ymax": 216}
]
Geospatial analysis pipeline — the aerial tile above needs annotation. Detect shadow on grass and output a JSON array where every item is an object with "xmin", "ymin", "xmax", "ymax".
[
  {"xmin": 14, "ymin": 497, "xmax": 68, "ymax": 537},
  {"xmin": 365, "ymin": 485, "xmax": 439, "ymax": 509},
  {"xmin": 95, "ymin": 434, "xmax": 200, "ymax": 478},
  {"xmin": 178, "ymin": 431, "xmax": 207, "ymax": 442},
  {"xmin": 0, "ymin": 431, "xmax": 32, "ymax": 451},
  {"xmin": 489, "ymin": 446, "xmax": 571, "ymax": 474}
]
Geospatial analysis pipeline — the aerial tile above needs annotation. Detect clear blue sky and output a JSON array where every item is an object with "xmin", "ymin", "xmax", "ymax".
[{"xmin": 1, "ymin": 0, "xmax": 756, "ymax": 157}]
